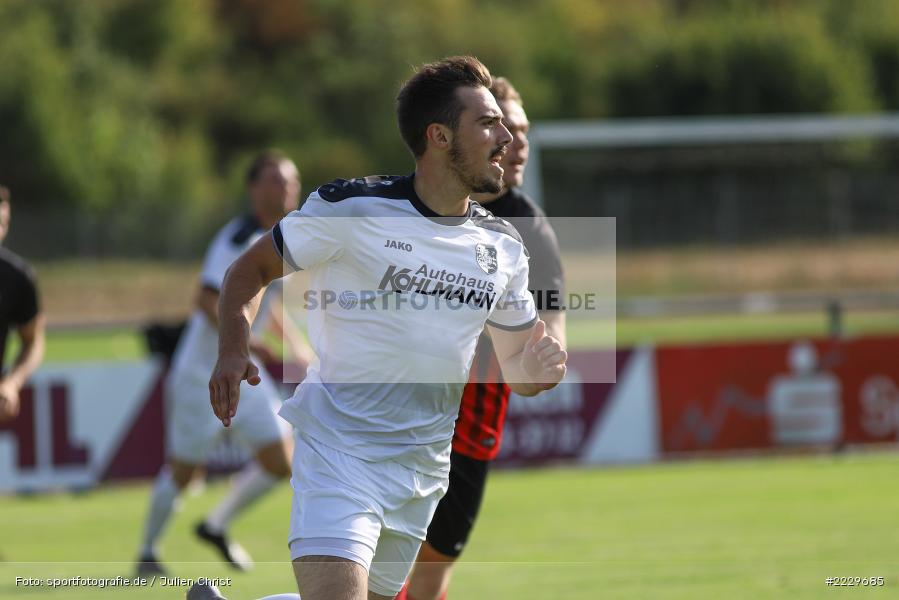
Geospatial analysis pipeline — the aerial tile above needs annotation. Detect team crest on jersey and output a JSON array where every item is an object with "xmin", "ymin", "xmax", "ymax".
[{"xmin": 475, "ymin": 243, "xmax": 498, "ymax": 275}]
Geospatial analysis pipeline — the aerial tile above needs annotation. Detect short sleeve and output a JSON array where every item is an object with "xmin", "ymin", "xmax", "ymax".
[
  {"xmin": 486, "ymin": 245, "xmax": 538, "ymax": 331},
  {"xmin": 199, "ymin": 225, "xmax": 243, "ymax": 292},
  {"xmin": 11, "ymin": 270, "xmax": 39, "ymax": 325},
  {"xmin": 272, "ymin": 191, "xmax": 346, "ymax": 272}
]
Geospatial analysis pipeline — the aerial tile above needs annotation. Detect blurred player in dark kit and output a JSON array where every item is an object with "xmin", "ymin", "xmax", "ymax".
[{"xmin": 0, "ymin": 185, "xmax": 45, "ymax": 424}]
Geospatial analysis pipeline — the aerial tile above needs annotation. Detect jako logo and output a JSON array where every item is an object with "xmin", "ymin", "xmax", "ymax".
[{"xmin": 384, "ymin": 240, "xmax": 413, "ymax": 252}]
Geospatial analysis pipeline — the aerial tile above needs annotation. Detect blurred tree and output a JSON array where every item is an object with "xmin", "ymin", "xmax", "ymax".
[
  {"xmin": 0, "ymin": 0, "xmax": 893, "ymax": 257},
  {"xmin": 825, "ymin": 0, "xmax": 899, "ymax": 110},
  {"xmin": 603, "ymin": 13, "xmax": 874, "ymax": 117}
]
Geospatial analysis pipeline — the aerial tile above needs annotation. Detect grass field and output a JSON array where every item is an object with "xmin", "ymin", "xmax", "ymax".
[
  {"xmin": 12, "ymin": 253, "xmax": 899, "ymax": 599},
  {"xmin": 2, "ymin": 453, "xmax": 898, "ymax": 599},
  {"xmin": 38, "ymin": 309, "xmax": 899, "ymax": 363}
]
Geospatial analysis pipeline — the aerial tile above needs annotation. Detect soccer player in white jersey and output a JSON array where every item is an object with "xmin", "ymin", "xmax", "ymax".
[
  {"xmin": 136, "ymin": 150, "xmax": 308, "ymax": 576},
  {"xmin": 401, "ymin": 76, "xmax": 567, "ymax": 600},
  {"xmin": 208, "ymin": 56, "xmax": 567, "ymax": 600}
]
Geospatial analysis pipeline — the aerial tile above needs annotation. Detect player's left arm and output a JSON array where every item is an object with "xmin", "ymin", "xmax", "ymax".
[
  {"xmin": 485, "ymin": 226, "xmax": 566, "ymax": 395},
  {"xmin": 0, "ymin": 313, "xmax": 45, "ymax": 420},
  {"xmin": 520, "ymin": 211, "xmax": 567, "ymax": 349},
  {"xmin": 487, "ymin": 319, "xmax": 566, "ymax": 397},
  {"xmin": 540, "ymin": 308, "xmax": 566, "ymax": 349}
]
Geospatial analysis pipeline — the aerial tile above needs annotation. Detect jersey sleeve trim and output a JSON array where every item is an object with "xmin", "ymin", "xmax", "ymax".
[
  {"xmin": 272, "ymin": 223, "xmax": 303, "ymax": 272},
  {"xmin": 469, "ymin": 203, "xmax": 527, "ymax": 253},
  {"xmin": 486, "ymin": 314, "xmax": 538, "ymax": 332}
]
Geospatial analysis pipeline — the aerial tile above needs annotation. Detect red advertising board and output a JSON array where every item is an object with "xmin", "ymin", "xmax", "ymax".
[
  {"xmin": 5, "ymin": 336, "xmax": 899, "ymax": 493},
  {"xmin": 656, "ymin": 335, "xmax": 899, "ymax": 455}
]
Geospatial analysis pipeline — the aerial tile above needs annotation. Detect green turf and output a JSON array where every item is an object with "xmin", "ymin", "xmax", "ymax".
[
  {"xmin": 34, "ymin": 310, "xmax": 899, "ymax": 363},
  {"xmin": 1, "ymin": 454, "xmax": 898, "ymax": 598},
  {"xmin": 43, "ymin": 329, "xmax": 145, "ymax": 362}
]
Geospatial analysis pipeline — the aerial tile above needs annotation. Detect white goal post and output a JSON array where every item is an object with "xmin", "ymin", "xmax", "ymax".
[{"xmin": 522, "ymin": 112, "xmax": 899, "ymax": 206}]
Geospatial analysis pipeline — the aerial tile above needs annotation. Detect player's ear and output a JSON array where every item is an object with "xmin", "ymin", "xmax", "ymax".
[{"xmin": 426, "ymin": 123, "xmax": 452, "ymax": 151}]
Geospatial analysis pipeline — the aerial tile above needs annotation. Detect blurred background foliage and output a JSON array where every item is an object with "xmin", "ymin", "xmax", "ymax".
[{"xmin": 2, "ymin": 0, "xmax": 899, "ymax": 257}]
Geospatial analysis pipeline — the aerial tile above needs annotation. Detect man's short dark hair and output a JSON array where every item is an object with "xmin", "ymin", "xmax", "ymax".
[
  {"xmin": 0, "ymin": 185, "xmax": 9, "ymax": 205},
  {"xmin": 490, "ymin": 76, "xmax": 523, "ymax": 106},
  {"xmin": 396, "ymin": 56, "xmax": 493, "ymax": 158},
  {"xmin": 246, "ymin": 149, "xmax": 291, "ymax": 185}
]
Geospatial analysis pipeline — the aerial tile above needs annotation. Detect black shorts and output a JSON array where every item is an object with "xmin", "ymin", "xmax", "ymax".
[{"xmin": 425, "ymin": 450, "xmax": 490, "ymax": 558}]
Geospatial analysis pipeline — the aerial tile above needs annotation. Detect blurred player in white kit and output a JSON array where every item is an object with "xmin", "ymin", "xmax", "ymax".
[{"xmin": 137, "ymin": 150, "xmax": 310, "ymax": 576}]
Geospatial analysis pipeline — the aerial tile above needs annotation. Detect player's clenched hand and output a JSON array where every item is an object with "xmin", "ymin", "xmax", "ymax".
[
  {"xmin": 520, "ymin": 320, "xmax": 567, "ymax": 392},
  {"xmin": 209, "ymin": 353, "xmax": 261, "ymax": 427}
]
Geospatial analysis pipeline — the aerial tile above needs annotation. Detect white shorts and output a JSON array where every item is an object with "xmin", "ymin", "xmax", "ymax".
[
  {"xmin": 288, "ymin": 429, "xmax": 448, "ymax": 597},
  {"xmin": 166, "ymin": 370, "xmax": 290, "ymax": 464}
]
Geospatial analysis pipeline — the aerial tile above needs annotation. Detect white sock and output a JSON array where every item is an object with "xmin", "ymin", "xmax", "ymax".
[
  {"xmin": 257, "ymin": 595, "xmax": 301, "ymax": 599},
  {"xmin": 205, "ymin": 462, "xmax": 280, "ymax": 533},
  {"xmin": 139, "ymin": 466, "xmax": 182, "ymax": 557}
]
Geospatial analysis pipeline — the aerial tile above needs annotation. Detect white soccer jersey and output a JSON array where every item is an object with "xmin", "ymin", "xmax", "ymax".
[
  {"xmin": 171, "ymin": 214, "xmax": 277, "ymax": 382},
  {"xmin": 273, "ymin": 174, "xmax": 537, "ymax": 475}
]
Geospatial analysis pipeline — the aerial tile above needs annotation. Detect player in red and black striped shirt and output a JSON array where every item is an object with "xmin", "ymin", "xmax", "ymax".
[{"xmin": 399, "ymin": 77, "xmax": 567, "ymax": 600}]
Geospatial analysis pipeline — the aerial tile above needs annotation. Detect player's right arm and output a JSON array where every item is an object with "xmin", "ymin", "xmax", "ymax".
[
  {"xmin": 209, "ymin": 234, "xmax": 284, "ymax": 427},
  {"xmin": 0, "ymin": 265, "xmax": 43, "ymax": 422},
  {"xmin": 195, "ymin": 286, "xmax": 221, "ymax": 328},
  {"xmin": 210, "ymin": 187, "xmax": 346, "ymax": 424},
  {"xmin": 196, "ymin": 282, "xmax": 279, "ymax": 364},
  {"xmin": 0, "ymin": 314, "xmax": 45, "ymax": 421}
]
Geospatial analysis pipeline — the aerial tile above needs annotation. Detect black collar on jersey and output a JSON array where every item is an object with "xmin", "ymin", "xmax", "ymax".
[
  {"xmin": 230, "ymin": 212, "xmax": 263, "ymax": 245},
  {"xmin": 404, "ymin": 174, "xmax": 473, "ymax": 226}
]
